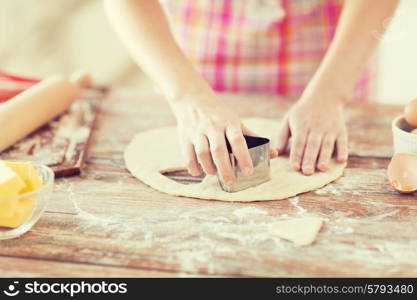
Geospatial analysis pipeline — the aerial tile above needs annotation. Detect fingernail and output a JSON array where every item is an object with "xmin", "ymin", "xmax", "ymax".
[
  {"xmin": 243, "ymin": 168, "xmax": 253, "ymax": 176},
  {"xmin": 318, "ymin": 164, "xmax": 328, "ymax": 171},
  {"xmin": 189, "ymin": 169, "xmax": 200, "ymax": 176},
  {"xmin": 303, "ymin": 168, "xmax": 313, "ymax": 175}
]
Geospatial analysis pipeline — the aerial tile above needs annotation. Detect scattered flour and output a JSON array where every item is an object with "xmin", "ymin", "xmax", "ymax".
[
  {"xmin": 47, "ymin": 179, "xmax": 413, "ymax": 276},
  {"xmin": 344, "ymin": 227, "xmax": 354, "ymax": 234},
  {"xmin": 289, "ymin": 197, "xmax": 306, "ymax": 215},
  {"xmin": 367, "ymin": 211, "xmax": 398, "ymax": 221},
  {"xmin": 315, "ymin": 185, "xmax": 342, "ymax": 195},
  {"xmin": 375, "ymin": 244, "xmax": 386, "ymax": 253},
  {"xmin": 330, "ymin": 225, "xmax": 355, "ymax": 235},
  {"xmin": 232, "ymin": 206, "xmax": 268, "ymax": 218},
  {"xmin": 213, "ymin": 246, "xmax": 235, "ymax": 256},
  {"xmin": 211, "ymin": 216, "xmax": 232, "ymax": 223}
]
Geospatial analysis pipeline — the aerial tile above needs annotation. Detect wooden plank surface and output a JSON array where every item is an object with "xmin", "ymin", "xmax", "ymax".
[
  {"xmin": 0, "ymin": 88, "xmax": 106, "ymax": 177},
  {"xmin": 0, "ymin": 90, "xmax": 415, "ymax": 278},
  {"xmin": 0, "ymin": 256, "xmax": 181, "ymax": 278}
]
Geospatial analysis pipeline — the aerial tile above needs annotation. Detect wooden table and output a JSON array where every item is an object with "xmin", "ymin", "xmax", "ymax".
[{"xmin": 1, "ymin": 90, "xmax": 416, "ymax": 278}]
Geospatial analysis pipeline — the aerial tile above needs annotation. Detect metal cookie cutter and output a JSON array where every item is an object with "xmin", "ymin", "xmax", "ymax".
[{"xmin": 218, "ymin": 135, "xmax": 271, "ymax": 192}]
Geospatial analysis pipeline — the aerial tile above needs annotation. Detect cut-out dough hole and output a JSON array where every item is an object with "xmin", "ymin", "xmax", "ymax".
[{"xmin": 161, "ymin": 169, "xmax": 205, "ymax": 185}]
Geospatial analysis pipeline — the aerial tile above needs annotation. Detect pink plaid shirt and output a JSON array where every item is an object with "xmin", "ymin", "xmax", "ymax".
[{"xmin": 161, "ymin": 0, "xmax": 372, "ymax": 100}]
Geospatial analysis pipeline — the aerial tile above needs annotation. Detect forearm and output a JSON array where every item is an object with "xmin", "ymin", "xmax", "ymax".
[
  {"xmin": 104, "ymin": 0, "xmax": 212, "ymax": 104},
  {"xmin": 304, "ymin": 0, "xmax": 399, "ymax": 99}
]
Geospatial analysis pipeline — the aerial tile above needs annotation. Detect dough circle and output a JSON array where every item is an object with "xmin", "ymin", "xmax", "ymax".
[{"xmin": 124, "ymin": 118, "xmax": 346, "ymax": 202}]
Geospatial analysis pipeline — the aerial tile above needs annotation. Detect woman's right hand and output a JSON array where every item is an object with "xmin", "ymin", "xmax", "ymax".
[{"xmin": 172, "ymin": 93, "xmax": 256, "ymax": 188}]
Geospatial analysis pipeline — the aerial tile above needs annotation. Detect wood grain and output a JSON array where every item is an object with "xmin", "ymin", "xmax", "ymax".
[
  {"xmin": 0, "ymin": 256, "xmax": 181, "ymax": 278},
  {"xmin": 0, "ymin": 88, "xmax": 105, "ymax": 177},
  {"xmin": 0, "ymin": 90, "xmax": 415, "ymax": 278}
]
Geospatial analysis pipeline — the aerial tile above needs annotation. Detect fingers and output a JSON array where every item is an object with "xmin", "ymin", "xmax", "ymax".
[
  {"xmin": 281, "ymin": 99, "xmax": 348, "ymax": 175},
  {"xmin": 296, "ymin": 131, "xmax": 347, "ymax": 175},
  {"xmin": 299, "ymin": 131, "xmax": 347, "ymax": 175},
  {"xmin": 183, "ymin": 141, "xmax": 202, "ymax": 176},
  {"xmin": 194, "ymin": 135, "xmax": 217, "ymax": 175},
  {"xmin": 208, "ymin": 132, "xmax": 236, "ymax": 187},
  {"xmin": 336, "ymin": 133, "xmax": 348, "ymax": 163},
  {"xmin": 277, "ymin": 117, "xmax": 290, "ymax": 155},
  {"xmin": 301, "ymin": 133, "xmax": 322, "ymax": 175},
  {"xmin": 289, "ymin": 129, "xmax": 307, "ymax": 171},
  {"xmin": 226, "ymin": 125, "xmax": 253, "ymax": 176},
  {"xmin": 317, "ymin": 134, "xmax": 336, "ymax": 172}
]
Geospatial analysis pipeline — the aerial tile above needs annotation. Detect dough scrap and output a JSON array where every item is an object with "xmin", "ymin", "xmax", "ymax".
[
  {"xmin": 124, "ymin": 118, "xmax": 346, "ymax": 202},
  {"xmin": 269, "ymin": 217, "xmax": 323, "ymax": 246}
]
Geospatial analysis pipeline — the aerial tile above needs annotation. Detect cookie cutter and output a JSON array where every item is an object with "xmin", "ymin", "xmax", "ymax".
[{"xmin": 218, "ymin": 135, "xmax": 271, "ymax": 192}]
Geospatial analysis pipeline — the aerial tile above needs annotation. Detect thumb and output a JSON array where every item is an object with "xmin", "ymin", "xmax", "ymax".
[{"xmin": 277, "ymin": 117, "xmax": 290, "ymax": 155}]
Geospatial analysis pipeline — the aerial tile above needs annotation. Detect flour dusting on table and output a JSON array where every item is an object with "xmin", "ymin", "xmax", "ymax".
[{"xmin": 46, "ymin": 176, "xmax": 417, "ymax": 277}]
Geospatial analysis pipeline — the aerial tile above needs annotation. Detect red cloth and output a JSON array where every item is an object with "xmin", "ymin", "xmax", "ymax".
[{"xmin": 0, "ymin": 71, "xmax": 40, "ymax": 102}]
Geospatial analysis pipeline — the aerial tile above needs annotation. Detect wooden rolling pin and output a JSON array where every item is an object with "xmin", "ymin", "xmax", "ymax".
[{"xmin": 0, "ymin": 75, "xmax": 77, "ymax": 152}]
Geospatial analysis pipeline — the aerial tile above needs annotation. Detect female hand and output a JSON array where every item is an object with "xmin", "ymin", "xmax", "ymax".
[
  {"xmin": 276, "ymin": 93, "xmax": 348, "ymax": 175},
  {"xmin": 172, "ymin": 93, "xmax": 257, "ymax": 188}
]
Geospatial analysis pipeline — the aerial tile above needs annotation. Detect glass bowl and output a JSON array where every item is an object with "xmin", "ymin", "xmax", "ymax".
[{"xmin": 0, "ymin": 164, "xmax": 54, "ymax": 240}]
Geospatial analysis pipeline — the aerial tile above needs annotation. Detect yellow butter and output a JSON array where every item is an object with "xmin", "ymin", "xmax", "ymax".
[
  {"xmin": 0, "ymin": 162, "xmax": 26, "ymax": 197},
  {"xmin": 0, "ymin": 197, "xmax": 35, "ymax": 228},
  {"xmin": 0, "ymin": 162, "xmax": 26, "ymax": 218},
  {"xmin": 0, "ymin": 161, "xmax": 42, "ymax": 228},
  {"xmin": 0, "ymin": 199, "xmax": 18, "ymax": 219},
  {"xmin": 5, "ymin": 161, "xmax": 43, "ymax": 193}
]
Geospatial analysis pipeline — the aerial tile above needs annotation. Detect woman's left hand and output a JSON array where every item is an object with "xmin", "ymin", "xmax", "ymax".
[{"xmin": 276, "ymin": 92, "xmax": 348, "ymax": 175}]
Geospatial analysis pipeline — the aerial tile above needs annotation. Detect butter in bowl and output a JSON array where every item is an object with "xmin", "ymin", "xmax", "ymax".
[{"xmin": 0, "ymin": 161, "xmax": 54, "ymax": 239}]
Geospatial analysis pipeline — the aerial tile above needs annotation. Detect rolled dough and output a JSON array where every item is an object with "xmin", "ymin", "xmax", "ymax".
[
  {"xmin": 124, "ymin": 118, "xmax": 346, "ymax": 202},
  {"xmin": 269, "ymin": 217, "xmax": 323, "ymax": 246}
]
